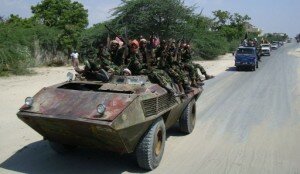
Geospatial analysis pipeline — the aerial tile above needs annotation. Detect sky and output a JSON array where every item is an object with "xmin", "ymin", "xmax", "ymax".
[{"xmin": 1, "ymin": 0, "xmax": 299, "ymax": 36}]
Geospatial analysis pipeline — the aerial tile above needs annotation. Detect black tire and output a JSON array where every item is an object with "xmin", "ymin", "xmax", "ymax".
[
  {"xmin": 48, "ymin": 141, "xmax": 76, "ymax": 154},
  {"xmin": 136, "ymin": 118, "xmax": 166, "ymax": 170},
  {"xmin": 179, "ymin": 99, "xmax": 196, "ymax": 134},
  {"xmin": 236, "ymin": 66, "xmax": 240, "ymax": 71},
  {"xmin": 256, "ymin": 61, "xmax": 259, "ymax": 68}
]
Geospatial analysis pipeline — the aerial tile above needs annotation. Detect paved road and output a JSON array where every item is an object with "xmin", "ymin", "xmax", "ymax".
[{"xmin": 1, "ymin": 43, "xmax": 299, "ymax": 174}]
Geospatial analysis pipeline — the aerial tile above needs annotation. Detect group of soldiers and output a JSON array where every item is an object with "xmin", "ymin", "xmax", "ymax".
[
  {"xmin": 75, "ymin": 36, "xmax": 214, "ymax": 96},
  {"xmin": 240, "ymin": 38, "xmax": 263, "ymax": 61}
]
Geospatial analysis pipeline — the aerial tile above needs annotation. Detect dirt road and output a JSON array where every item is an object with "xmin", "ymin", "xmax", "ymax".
[{"xmin": 0, "ymin": 43, "xmax": 299, "ymax": 173}]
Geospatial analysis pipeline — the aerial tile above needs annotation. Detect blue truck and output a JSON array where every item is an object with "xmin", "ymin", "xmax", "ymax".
[{"xmin": 235, "ymin": 46, "xmax": 259, "ymax": 71}]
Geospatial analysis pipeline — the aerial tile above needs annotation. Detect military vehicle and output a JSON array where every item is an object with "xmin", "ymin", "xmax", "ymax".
[{"xmin": 17, "ymin": 71, "xmax": 203, "ymax": 170}]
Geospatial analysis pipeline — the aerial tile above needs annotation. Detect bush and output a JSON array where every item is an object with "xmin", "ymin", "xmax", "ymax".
[
  {"xmin": 0, "ymin": 22, "xmax": 63, "ymax": 76},
  {"xmin": 192, "ymin": 31, "xmax": 228, "ymax": 60}
]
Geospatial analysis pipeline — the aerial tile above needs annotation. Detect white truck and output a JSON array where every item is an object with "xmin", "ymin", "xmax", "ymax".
[{"xmin": 260, "ymin": 44, "xmax": 271, "ymax": 56}]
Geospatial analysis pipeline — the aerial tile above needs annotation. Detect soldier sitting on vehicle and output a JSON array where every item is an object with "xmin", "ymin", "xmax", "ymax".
[
  {"xmin": 74, "ymin": 58, "xmax": 110, "ymax": 82},
  {"xmin": 180, "ymin": 44, "xmax": 214, "ymax": 85},
  {"xmin": 127, "ymin": 40, "xmax": 148, "ymax": 75},
  {"xmin": 123, "ymin": 68, "xmax": 132, "ymax": 76}
]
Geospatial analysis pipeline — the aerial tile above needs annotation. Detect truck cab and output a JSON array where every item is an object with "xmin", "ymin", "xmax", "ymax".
[{"xmin": 235, "ymin": 46, "xmax": 259, "ymax": 71}]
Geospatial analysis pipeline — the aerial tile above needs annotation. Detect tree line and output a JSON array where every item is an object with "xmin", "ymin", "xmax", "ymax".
[{"xmin": 0, "ymin": 0, "xmax": 287, "ymax": 76}]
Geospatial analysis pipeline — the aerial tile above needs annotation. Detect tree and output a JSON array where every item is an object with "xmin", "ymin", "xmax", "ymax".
[
  {"xmin": 31, "ymin": 0, "xmax": 88, "ymax": 51},
  {"xmin": 111, "ymin": 0, "xmax": 194, "ymax": 39},
  {"xmin": 212, "ymin": 10, "xmax": 251, "ymax": 41},
  {"xmin": 212, "ymin": 10, "xmax": 230, "ymax": 30}
]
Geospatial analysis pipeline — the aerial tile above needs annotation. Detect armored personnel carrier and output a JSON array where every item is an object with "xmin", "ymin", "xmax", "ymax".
[{"xmin": 17, "ymin": 72, "xmax": 203, "ymax": 170}]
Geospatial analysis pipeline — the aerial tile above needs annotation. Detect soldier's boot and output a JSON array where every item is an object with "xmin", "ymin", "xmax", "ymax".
[
  {"xmin": 165, "ymin": 83, "xmax": 182, "ymax": 97},
  {"xmin": 196, "ymin": 79, "xmax": 205, "ymax": 87},
  {"xmin": 191, "ymin": 79, "xmax": 199, "ymax": 88},
  {"xmin": 204, "ymin": 73, "xmax": 214, "ymax": 80},
  {"xmin": 164, "ymin": 84, "xmax": 175, "ymax": 93},
  {"xmin": 184, "ymin": 83, "xmax": 194, "ymax": 94}
]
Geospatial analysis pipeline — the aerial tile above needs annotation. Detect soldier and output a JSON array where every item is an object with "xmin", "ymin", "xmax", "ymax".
[
  {"xmin": 147, "ymin": 40, "xmax": 181, "ymax": 96},
  {"xmin": 108, "ymin": 40, "xmax": 128, "ymax": 75},
  {"xmin": 127, "ymin": 40, "xmax": 147, "ymax": 75},
  {"xmin": 181, "ymin": 44, "xmax": 214, "ymax": 84},
  {"xmin": 109, "ymin": 40, "xmax": 126, "ymax": 67},
  {"xmin": 155, "ymin": 40, "xmax": 167, "ymax": 69},
  {"xmin": 139, "ymin": 38, "xmax": 148, "ymax": 64},
  {"xmin": 70, "ymin": 50, "xmax": 79, "ymax": 69},
  {"xmin": 123, "ymin": 68, "xmax": 132, "ymax": 76},
  {"xmin": 96, "ymin": 44, "xmax": 113, "ymax": 71},
  {"xmin": 162, "ymin": 40, "xmax": 193, "ymax": 94}
]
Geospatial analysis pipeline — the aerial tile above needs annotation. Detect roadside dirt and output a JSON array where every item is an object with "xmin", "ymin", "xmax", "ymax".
[{"xmin": 288, "ymin": 47, "xmax": 300, "ymax": 57}]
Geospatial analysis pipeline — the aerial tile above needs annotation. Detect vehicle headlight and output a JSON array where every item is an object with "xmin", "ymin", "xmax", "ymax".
[
  {"xmin": 67, "ymin": 72, "xmax": 74, "ymax": 81},
  {"xmin": 25, "ymin": 97, "xmax": 33, "ymax": 107},
  {"xmin": 97, "ymin": 104, "xmax": 106, "ymax": 115}
]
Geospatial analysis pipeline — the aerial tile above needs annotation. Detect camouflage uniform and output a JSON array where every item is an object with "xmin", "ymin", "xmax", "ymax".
[
  {"xmin": 127, "ymin": 51, "xmax": 147, "ymax": 75},
  {"xmin": 108, "ymin": 42, "xmax": 127, "ymax": 75},
  {"xmin": 150, "ymin": 41, "xmax": 179, "ymax": 94},
  {"xmin": 160, "ymin": 42, "xmax": 191, "ymax": 94},
  {"xmin": 181, "ymin": 46, "xmax": 211, "ymax": 83},
  {"xmin": 166, "ymin": 45, "xmax": 188, "ymax": 86}
]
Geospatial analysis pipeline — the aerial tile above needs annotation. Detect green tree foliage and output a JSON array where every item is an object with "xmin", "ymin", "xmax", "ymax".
[
  {"xmin": 212, "ymin": 10, "xmax": 231, "ymax": 29},
  {"xmin": 111, "ymin": 0, "xmax": 194, "ymax": 39},
  {"xmin": 78, "ymin": 23, "xmax": 109, "ymax": 60},
  {"xmin": 263, "ymin": 33, "xmax": 288, "ymax": 42},
  {"xmin": 31, "ymin": 0, "xmax": 88, "ymax": 51},
  {"xmin": 212, "ymin": 10, "xmax": 251, "ymax": 42}
]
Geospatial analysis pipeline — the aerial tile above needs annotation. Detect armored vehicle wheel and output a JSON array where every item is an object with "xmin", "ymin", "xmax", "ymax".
[
  {"xmin": 48, "ymin": 141, "xmax": 76, "ymax": 154},
  {"xmin": 179, "ymin": 99, "xmax": 196, "ymax": 134},
  {"xmin": 136, "ymin": 118, "xmax": 166, "ymax": 170}
]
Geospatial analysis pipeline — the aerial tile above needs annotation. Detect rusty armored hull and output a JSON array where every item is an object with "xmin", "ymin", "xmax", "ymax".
[{"xmin": 17, "ymin": 75, "xmax": 203, "ymax": 170}]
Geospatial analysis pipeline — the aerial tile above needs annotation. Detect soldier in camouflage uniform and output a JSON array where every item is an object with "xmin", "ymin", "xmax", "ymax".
[
  {"xmin": 139, "ymin": 38, "xmax": 148, "ymax": 64},
  {"xmin": 127, "ymin": 40, "xmax": 148, "ymax": 75},
  {"xmin": 155, "ymin": 40, "xmax": 191, "ymax": 94},
  {"xmin": 149, "ymin": 40, "xmax": 180, "ymax": 95},
  {"xmin": 107, "ymin": 40, "xmax": 127, "ymax": 75},
  {"xmin": 181, "ymin": 44, "xmax": 214, "ymax": 85}
]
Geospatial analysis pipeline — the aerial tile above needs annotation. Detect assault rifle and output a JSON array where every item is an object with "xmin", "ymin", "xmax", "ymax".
[{"xmin": 104, "ymin": 25, "xmax": 129, "ymax": 45}]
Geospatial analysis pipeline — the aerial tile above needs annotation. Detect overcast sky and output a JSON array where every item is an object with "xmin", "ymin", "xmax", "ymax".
[{"xmin": 1, "ymin": 0, "xmax": 299, "ymax": 36}]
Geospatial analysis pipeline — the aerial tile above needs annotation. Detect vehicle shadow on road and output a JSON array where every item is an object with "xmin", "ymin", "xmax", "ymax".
[
  {"xmin": 225, "ymin": 66, "xmax": 237, "ymax": 72},
  {"xmin": 166, "ymin": 124, "xmax": 187, "ymax": 138},
  {"xmin": 226, "ymin": 66, "xmax": 256, "ymax": 72},
  {"xmin": 0, "ymin": 140, "xmax": 147, "ymax": 174}
]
